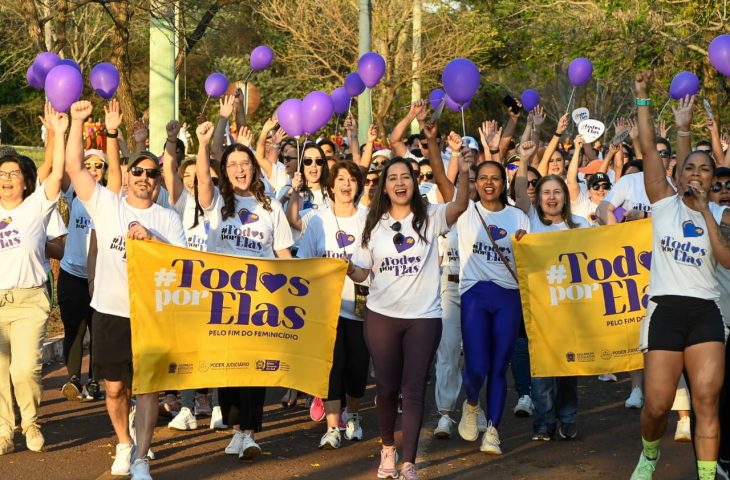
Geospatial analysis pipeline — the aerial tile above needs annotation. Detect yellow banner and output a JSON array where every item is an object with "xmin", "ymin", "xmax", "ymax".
[
  {"xmin": 127, "ymin": 240, "xmax": 347, "ymax": 396},
  {"xmin": 514, "ymin": 219, "xmax": 652, "ymax": 377}
]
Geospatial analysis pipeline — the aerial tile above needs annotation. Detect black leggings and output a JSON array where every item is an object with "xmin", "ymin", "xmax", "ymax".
[
  {"xmin": 218, "ymin": 387, "xmax": 266, "ymax": 432},
  {"xmin": 326, "ymin": 317, "xmax": 370, "ymax": 401},
  {"xmin": 364, "ymin": 309, "xmax": 441, "ymax": 463},
  {"xmin": 57, "ymin": 268, "xmax": 93, "ymax": 379}
]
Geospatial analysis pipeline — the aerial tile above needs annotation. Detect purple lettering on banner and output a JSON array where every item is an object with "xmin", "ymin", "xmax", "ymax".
[
  {"xmin": 613, "ymin": 246, "xmax": 639, "ymax": 277},
  {"xmin": 283, "ymin": 306, "xmax": 305, "ymax": 329},
  {"xmin": 586, "ymin": 257, "xmax": 612, "ymax": 281},
  {"xmin": 558, "ymin": 252, "xmax": 588, "ymax": 283},
  {"xmin": 208, "ymin": 291, "xmax": 236, "ymax": 324},
  {"xmin": 287, "ymin": 277, "xmax": 310, "ymax": 297},
  {"xmin": 234, "ymin": 292, "xmax": 253, "ymax": 325},
  {"xmin": 251, "ymin": 302, "xmax": 278, "ymax": 326},
  {"xmin": 599, "ymin": 280, "xmax": 628, "ymax": 316},
  {"xmin": 229, "ymin": 264, "xmax": 259, "ymax": 292},
  {"xmin": 201, "ymin": 268, "xmax": 230, "ymax": 290},
  {"xmin": 260, "ymin": 273, "xmax": 287, "ymax": 293},
  {"xmin": 172, "ymin": 258, "xmax": 205, "ymax": 288}
]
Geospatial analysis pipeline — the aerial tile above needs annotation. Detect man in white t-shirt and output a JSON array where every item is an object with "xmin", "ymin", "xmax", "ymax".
[{"xmin": 65, "ymin": 101, "xmax": 186, "ymax": 480}]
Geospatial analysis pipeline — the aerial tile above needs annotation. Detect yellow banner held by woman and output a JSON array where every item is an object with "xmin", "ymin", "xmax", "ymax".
[
  {"xmin": 513, "ymin": 220, "xmax": 652, "ymax": 377},
  {"xmin": 126, "ymin": 240, "xmax": 347, "ymax": 396}
]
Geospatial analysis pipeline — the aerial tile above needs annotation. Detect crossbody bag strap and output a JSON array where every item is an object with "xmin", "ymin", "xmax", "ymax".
[{"xmin": 474, "ymin": 204, "xmax": 519, "ymax": 283}]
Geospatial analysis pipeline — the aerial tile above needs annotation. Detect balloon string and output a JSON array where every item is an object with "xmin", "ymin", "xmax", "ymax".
[
  {"xmin": 243, "ymin": 69, "xmax": 253, "ymax": 127},
  {"xmin": 460, "ymin": 106, "xmax": 466, "ymax": 138},
  {"xmin": 296, "ymin": 134, "xmax": 308, "ymax": 173},
  {"xmin": 369, "ymin": 89, "xmax": 373, "ymax": 126},
  {"xmin": 347, "ymin": 97, "xmax": 353, "ymax": 118},
  {"xmin": 657, "ymin": 98, "xmax": 671, "ymax": 120},
  {"xmin": 565, "ymin": 87, "xmax": 576, "ymax": 115},
  {"xmin": 334, "ymin": 115, "xmax": 340, "ymax": 141},
  {"xmin": 200, "ymin": 95, "xmax": 210, "ymax": 116}
]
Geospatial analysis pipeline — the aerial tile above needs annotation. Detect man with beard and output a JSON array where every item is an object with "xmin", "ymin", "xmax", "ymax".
[{"xmin": 64, "ymin": 101, "xmax": 186, "ymax": 480}]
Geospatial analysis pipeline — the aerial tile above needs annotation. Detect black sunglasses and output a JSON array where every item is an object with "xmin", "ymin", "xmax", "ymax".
[
  {"xmin": 302, "ymin": 158, "xmax": 325, "ymax": 167},
  {"xmin": 419, "ymin": 172, "xmax": 434, "ymax": 180},
  {"xmin": 371, "ymin": 160, "xmax": 384, "ymax": 168},
  {"xmin": 711, "ymin": 180, "xmax": 730, "ymax": 192},
  {"xmin": 283, "ymin": 155, "xmax": 297, "ymax": 162},
  {"xmin": 391, "ymin": 221, "xmax": 404, "ymax": 246},
  {"xmin": 527, "ymin": 179, "xmax": 538, "ymax": 187},
  {"xmin": 364, "ymin": 177, "xmax": 380, "ymax": 186},
  {"xmin": 590, "ymin": 183, "xmax": 611, "ymax": 191},
  {"xmin": 658, "ymin": 150, "xmax": 671, "ymax": 158},
  {"xmin": 130, "ymin": 166, "xmax": 160, "ymax": 179}
]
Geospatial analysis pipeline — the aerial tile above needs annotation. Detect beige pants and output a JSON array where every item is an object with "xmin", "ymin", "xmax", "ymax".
[{"xmin": 0, "ymin": 287, "xmax": 49, "ymax": 436}]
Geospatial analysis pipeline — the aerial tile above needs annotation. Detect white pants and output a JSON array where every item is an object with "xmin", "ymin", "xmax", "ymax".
[{"xmin": 434, "ymin": 270, "xmax": 462, "ymax": 414}]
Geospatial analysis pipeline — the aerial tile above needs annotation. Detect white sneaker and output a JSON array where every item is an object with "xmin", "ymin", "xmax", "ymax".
[
  {"xmin": 598, "ymin": 374, "xmax": 618, "ymax": 382},
  {"xmin": 225, "ymin": 430, "xmax": 244, "ymax": 455},
  {"xmin": 513, "ymin": 395, "xmax": 534, "ymax": 417},
  {"xmin": 434, "ymin": 414, "xmax": 454, "ymax": 439},
  {"xmin": 458, "ymin": 401, "xmax": 480, "ymax": 441},
  {"xmin": 168, "ymin": 407, "xmax": 197, "ymax": 431},
  {"xmin": 480, "ymin": 422, "xmax": 502, "ymax": 455},
  {"xmin": 239, "ymin": 432, "xmax": 262, "ymax": 460},
  {"xmin": 24, "ymin": 424, "xmax": 44, "ymax": 452},
  {"xmin": 194, "ymin": 393, "xmax": 212, "ymax": 416},
  {"xmin": 477, "ymin": 407, "xmax": 488, "ymax": 432},
  {"xmin": 130, "ymin": 458, "xmax": 153, "ymax": 480},
  {"xmin": 210, "ymin": 406, "xmax": 226, "ymax": 429},
  {"xmin": 625, "ymin": 387, "xmax": 644, "ymax": 409},
  {"xmin": 318, "ymin": 427, "xmax": 341, "ymax": 450},
  {"xmin": 674, "ymin": 416, "xmax": 691, "ymax": 442},
  {"xmin": 344, "ymin": 413, "xmax": 363, "ymax": 441},
  {"xmin": 111, "ymin": 443, "xmax": 134, "ymax": 476}
]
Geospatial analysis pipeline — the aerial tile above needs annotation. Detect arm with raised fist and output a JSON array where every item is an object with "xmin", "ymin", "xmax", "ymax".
[
  {"xmin": 389, "ymin": 100, "xmax": 426, "ymax": 158},
  {"xmin": 539, "ymin": 113, "xmax": 569, "ymax": 176},
  {"xmin": 195, "ymin": 121, "xmax": 216, "ymax": 209},
  {"xmin": 211, "ymin": 95, "xmax": 234, "ymax": 163},
  {"xmin": 104, "ymin": 99, "xmax": 123, "ymax": 194},
  {"xmin": 65, "ymin": 101, "xmax": 97, "ymax": 202},
  {"xmin": 163, "ymin": 120, "xmax": 184, "ymax": 205}
]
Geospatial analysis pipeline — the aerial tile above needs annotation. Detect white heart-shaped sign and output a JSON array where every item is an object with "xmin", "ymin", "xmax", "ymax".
[
  {"xmin": 578, "ymin": 119, "xmax": 605, "ymax": 144},
  {"xmin": 572, "ymin": 107, "xmax": 590, "ymax": 125}
]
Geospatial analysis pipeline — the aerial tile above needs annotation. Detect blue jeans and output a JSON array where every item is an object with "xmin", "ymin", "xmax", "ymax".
[
  {"xmin": 531, "ymin": 376, "xmax": 578, "ymax": 433},
  {"xmin": 511, "ymin": 336, "xmax": 531, "ymax": 397}
]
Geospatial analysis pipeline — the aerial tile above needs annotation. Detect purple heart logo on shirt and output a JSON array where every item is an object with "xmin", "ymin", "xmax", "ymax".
[
  {"xmin": 260, "ymin": 273, "xmax": 287, "ymax": 293},
  {"xmin": 638, "ymin": 251, "xmax": 652, "ymax": 270},
  {"xmin": 395, "ymin": 236, "xmax": 415, "ymax": 253},
  {"xmin": 682, "ymin": 220, "xmax": 704, "ymax": 238},
  {"xmin": 238, "ymin": 208, "xmax": 259, "ymax": 225},
  {"xmin": 0, "ymin": 217, "xmax": 12, "ymax": 230},
  {"xmin": 488, "ymin": 225, "xmax": 507, "ymax": 241},
  {"xmin": 336, "ymin": 230, "xmax": 355, "ymax": 248},
  {"xmin": 691, "ymin": 245, "xmax": 701, "ymax": 254}
]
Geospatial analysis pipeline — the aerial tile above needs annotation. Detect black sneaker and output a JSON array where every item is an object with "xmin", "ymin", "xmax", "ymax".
[
  {"xmin": 558, "ymin": 422, "xmax": 577, "ymax": 440},
  {"xmin": 61, "ymin": 375, "xmax": 83, "ymax": 401},
  {"xmin": 717, "ymin": 459, "xmax": 730, "ymax": 480},
  {"xmin": 531, "ymin": 427, "xmax": 552, "ymax": 441},
  {"xmin": 83, "ymin": 379, "xmax": 105, "ymax": 401}
]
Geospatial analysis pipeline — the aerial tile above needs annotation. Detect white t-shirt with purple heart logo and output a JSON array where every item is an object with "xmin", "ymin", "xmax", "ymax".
[{"xmin": 352, "ymin": 203, "xmax": 449, "ymax": 319}]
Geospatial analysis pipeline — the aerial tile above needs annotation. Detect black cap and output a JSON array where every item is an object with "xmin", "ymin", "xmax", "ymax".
[
  {"xmin": 128, "ymin": 151, "xmax": 160, "ymax": 171},
  {"xmin": 715, "ymin": 167, "xmax": 730, "ymax": 178},
  {"xmin": 588, "ymin": 172, "xmax": 611, "ymax": 188}
]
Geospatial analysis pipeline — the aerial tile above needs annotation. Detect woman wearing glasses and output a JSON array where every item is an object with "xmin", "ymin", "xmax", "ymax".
[
  {"xmin": 347, "ymin": 149, "xmax": 472, "ymax": 480},
  {"xmin": 199, "ymin": 142, "xmax": 293, "ymax": 460},
  {"xmin": 566, "ymin": 135, "xmax": 612, "ymax": 225},
  {"xmin": 58, "ymin": 100, "xmax": 123, "ymax": 403}
]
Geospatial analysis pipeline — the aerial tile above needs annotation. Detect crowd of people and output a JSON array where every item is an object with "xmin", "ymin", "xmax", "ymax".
[{"xmin": 1, "ymin": 71, "xmax": 730, "ymax": 480}]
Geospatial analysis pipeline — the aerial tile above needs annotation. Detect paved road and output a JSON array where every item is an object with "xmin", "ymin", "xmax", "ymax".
[{"xmin": 1, "ymin": 359, "xmax": 697, "ymax": 479}]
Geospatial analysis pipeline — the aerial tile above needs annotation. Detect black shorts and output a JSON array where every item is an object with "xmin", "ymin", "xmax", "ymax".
[
  {"xmin": 92, "ymin": 311, "xmax": 133, "ymax": 387},
  {"xmin": 326, "ymin": 317, "xmax": 370, "ymax": 401},
  {"xmin": 640, "ymin": 295, "xmax": 725, "ymax": 352}
]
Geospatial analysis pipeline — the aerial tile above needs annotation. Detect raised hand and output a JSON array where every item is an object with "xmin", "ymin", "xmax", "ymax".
[
  {"xmin": 272, "ymin": 127, "xmax": 286, "ymax": 145},
  {"xmin": 628, "ymin": 118, "xmax": 639, "ymax": 140},
  {"xmin": 291, "ymin": 171, "xmax": 303, "ymax": 191},
  {"xmin": 459, "ymin": 144, "xmax": 475, "ymax": 173},
  {"xmin": 196, "ymin": 121, "xmax": 214, "ymax": 145},
  {"xmin": 166, "ymin": 120, "xmax": 181, "ymax": 140},
  {"xmin": 672, "ymin": 94, "xmax": 695, "ymax": 131},
  {"xmin": 219, "ymin": 95, "xmax": 235, "ymax": 119},
  {"xmin": 49, "ymin": 109, "xmax": 69, "ymax": 134},
  {"xmin": 366, "ymin": 124, "xmax": 377, "ymax": 144},
  {"xmin": 532, "ymin": 105, "xmax": 546, "ymax": 127},
  {"xmin": 71, "ymin": 101, "xmax": 93, "ymax": 122},
  {"xmin": 408, "ymin": 99, "xmax": 427, "ymax": 120},
  {"xmin": 518, "ymin": 139, "xmax": 537, "ymax": 160},
  {"xmin": 573, "ymin": 134, "xmax": 585, "ymax": 150},
  {"xmin": 447, "ymin": 131, "xmax": 462, "ymax": 153},
  {"xmin": 721, "ymin": 132, "xmax": 730, "ymax": 152},
  {"xmin": 656, "ymin": 119, "xmax": 670, "ymax": 138},
  {"xmin": 104, "ymin": 99, "xmax": 123, "ymax": 132},
  {"xmin": 508, "ymin": 98, "xmax": 523, "ymax": 120},
  {"xmin": 237, "ymin": 126, "xmax": 253, "ymax": 147},
  {"xmin": 556, "ymin": 113, "xmax": 570, "ymax": 135},
  {"xmin": 133, "ymin": 119, "xmax": 149, "ymax": 145},
  {"xmin": 422, "ymin": 121, "xmax": 438, "ymax": 139},
  {"xmin": 262, "ymin": 116, "xmax": 278, "ymax": 134},
  {"xmin": 634, "ymin": 70, "xmax": 654, "ymax": 98},
  {"xmin": 39, "ymin": 101, "xmax": 54, "ymax": 132},
  {"xmin": 343, "ymin": 112, "xmax": 357, "ymax": 134}
]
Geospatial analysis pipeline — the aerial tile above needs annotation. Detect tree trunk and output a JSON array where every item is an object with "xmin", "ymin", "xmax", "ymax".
[
  {"xmin": 53, "ymin": 0, "xmax": 69, "ymax": 56},
  {"xmin": 21, "ymin": 1, "xmax": 45, "ymax": 52},
  {"xmin": 109, "ymin": 1, "xmax": 137, "ymax": 146}
]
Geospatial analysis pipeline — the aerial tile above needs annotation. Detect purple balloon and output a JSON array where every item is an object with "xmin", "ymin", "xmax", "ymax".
[
  {"xmin": 302, "ymin": 91, "xmax": 335, "ymax": 135},
  {"xmin": 59, "ymin": 58, "xmax": 81, "ymax": 72},
  {"xmin": 90, "ymin": 62, "xmax": 120, "ymax": 99},
  {"xmin": 357, "ymin": 52, "xmax": 386, "ymax": 88},
  {"xmin": 331, "ymin": 87, "xmax": 350, "ymax": 116},
  {"xmin": 26, "ymin": 66, "xmax": 43, "ymax": 90},
  {"xmin": 32, "ymin": 52, "xmax": 62, "ymax": 85},
  {"xmin": 204, "ymin": 72, "xmax": 228, "ymax": 97},
  {"xmin": 250, "ymin": 45, "xmax": 274, "ymax": 71},
  {"xmin": 442, "ymin": 58, "xmax": 480, "ymax": 105},
  {"xmin": 709, "ymin": 34, "xmax": 730, "ymax": 77},
  {"xmin": 45, "ymin": 65, "xmax": 83, "ymax": 112},
  {"xmin": 278, "ymin": 98, "xmax": 304, "ymax": 137},
  {"xmin": 445, "ymin": 94, "xmax": 470, "ymax": 112},
  {"xmin": 568, "ymin": 57, "xmax": 593, "ymax": 87},
  {"xmin": 429, "ymin": 88, "xmax": 446, "ymax": 110},
  {"xmin": 521, "ymin": 89, "xmax": 540, "ymax": 111},
  {"xmin": 344, "ymin": 73, "xmax": 366, "ymax": 97},
  {"xmin": 669, "ymin": 71, "xmax": 700, "ymax": 100}
]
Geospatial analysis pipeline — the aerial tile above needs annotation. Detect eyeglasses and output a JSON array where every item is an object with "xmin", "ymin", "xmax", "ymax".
[
  {"xmin": 711, "ymin": 180, "xmax": 730, "ymax": 192},
  {"xmin": 391, "ymin": 221, "xmax": 404, "ymax": 246},
  {"xmin": 590, "ymin": 183, "xmax": 611, "ymax": 191},
  {"xmin": 658, "ymin": 150, "xmax": 671, "ymax": 158},
  {"xmin": 527, "ymin": 179, "xmax": 538, "ymax": 187},
  {"xmin": 226, "ymin": 161, "xmax": 252, "ymax": 171},
  {"xmin": 364, "ymin": 177, "xmax": 380, "ymax": 186},
  {"xmin": 302, "ymin": 157, "xmax": 325, "ymax": 167},
  {"xmin": 419, "ymin": 172, "xmax": 434, "ymax": 180},
  {"xmin": 371, "ymin": 160, "xmax": 384, "ymax": 168},
  {"xmin": 84, "ymin": 161, "xmax": 104, "ymax": 170},
  {"xmin": 0, "ymin": 170, "xmax": 21, "ymax": 180},
  {"xmin": 283, "ymin": 156, "xmax": 297, "ymax": 162},
  {"xmin": 129, "ymin": 166, "xmax": 160, "ymax": 178}
]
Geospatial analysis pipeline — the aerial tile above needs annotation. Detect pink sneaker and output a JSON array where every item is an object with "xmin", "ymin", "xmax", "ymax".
[
  {"xmin": 377, "ymin": 445, "xmax": 399, "ymax": 479},
  {"xmin": 309, "ymin": 397, "xmax": 325, "ymax": 422},
  {"xmin": 338, "ymin": 407, "xmax": 348, "ymax": 430}
]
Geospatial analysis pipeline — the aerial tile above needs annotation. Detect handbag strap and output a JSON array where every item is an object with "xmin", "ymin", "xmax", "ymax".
[{"xmin": 474, "ymin": 204, "xmax": 519, "ymax": 283}]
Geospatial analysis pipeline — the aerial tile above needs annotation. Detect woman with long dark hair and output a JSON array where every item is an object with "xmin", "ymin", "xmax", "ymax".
[
  {"xmin": 286, "ymin": 142, "xmax": 330, "ymax": 237},
  {"xmin": 347, "ymin": 148, "xmax": 472, "ymax": 480}
]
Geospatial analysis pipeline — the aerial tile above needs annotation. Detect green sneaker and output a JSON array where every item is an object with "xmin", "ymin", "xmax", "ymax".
[{"xmin": 630, "ymin": 451, "xmax": 659, "ymax": 480}]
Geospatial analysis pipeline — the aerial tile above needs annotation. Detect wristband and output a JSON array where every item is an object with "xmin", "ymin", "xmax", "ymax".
[
  {"xmin": 489, "ymin": 149, "xmax": 499, "ymax": 154},
  {"xmin": 272, "ymin": 143, "xmax": 281, "ymax": 149},
  {"xmin": 677, "ymin": 130, "xmax": 691, "ymax": 137},
  {"xmin": 166, "ymin": 138, "xmax": 177, "ymax": 144},
  {"xmin": 106, "ymin": 130, "xmax": 118, "ymax": 138},
  {"xmin": 635, "ymin": 98, "xmax": 652, "ymax": 106},
  {"xmin": 553, "ymin": 132, "xmax": 562, "ymax": 138}
]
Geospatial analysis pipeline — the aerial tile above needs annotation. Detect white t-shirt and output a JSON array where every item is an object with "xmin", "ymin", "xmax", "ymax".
[
  {"xmin": 61, "ymin": 192, "xmax": 94, "ymax": 278},
  {"xmin": 352, "ymin": 204, "xmax": 450, "ymax": 319},
  {"xmin": 207, "ymin": 194, "xmax": 293, "ymax": 258},
  {"xmin": 289, "ymin": 188, "xmax": 329, "ymax": 246},
  {"xmin": 0, "ymin": 188, "xmax": 58, "ymax": 289},
  {"xmin": 44, "ymin": 208, "xmax": 68, "ymax": 275},
  {"xmin": 571, "ymin": 190, "xmax": 600, "ymax": 225},
  {"xmin": 604, "ymin": 172, "xmax": 655, "ymax": 218},
  {"xmin": 173, "ymin": 188, "xmax": 222, "ymax": 251},
  {"xmin": 419, "ymin": 182, "xmax": 440, "ymax": 205},
  {"xmin": 297, "ymin": 206, "xmax": 369, "ymax": 320},
  {"xmin": 648, "ymin": 195, "xmax": 719, "ymax": 300},
  {"xmin": 82, "ymin": 183, "xmax": 187, "ymax": 317},
  {"xmin": 458, "ymin": 201, "xmax": 530, "ymax": 292},
  {"xmin": 438, "ymin": 227, "xmax": 459, "ymax": 272},
  {"xmin": 266, "ymin": 162, "xmax": 291, "ymax": 198},
  {"xmin": 527, "ymin": 206, "xmax": 591, "ymax": 233}
]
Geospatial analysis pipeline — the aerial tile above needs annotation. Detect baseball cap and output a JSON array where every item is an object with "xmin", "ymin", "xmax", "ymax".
[
  {"xmin": 579, "ymin": 160, "xmax": 602, "ymax": 175},
  {"xmin": 128, "ymin": 151, "xmax": 160, "ymax": 171},
  {"xmin": 587, "ymin": 172, "xmax": 611, "ymax": 188},
  {"xmin": 715, "ymin": 167, "xmax": 730, "ymax": 178},
  {"xmin": 84, "ymin": 149, "xmax": 107, "ymax": 163},
  {"xmin": 373, "ymin": 148, "xmax": 392, "ymax": 160},
  {"xmin": 462, "ymin": 136, "xmax": 479, "ymax": 151}
]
